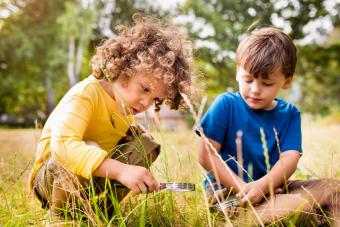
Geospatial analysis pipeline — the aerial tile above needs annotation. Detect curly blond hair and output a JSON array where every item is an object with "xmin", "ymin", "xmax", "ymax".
[{"xmin": 91, "ymin": 14, "xmax": 195, "ymax": 111}]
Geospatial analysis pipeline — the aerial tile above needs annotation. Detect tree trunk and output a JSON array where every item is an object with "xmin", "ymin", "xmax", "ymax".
[
  {"xmin": 67, "ymin": 31, "xmax": 84, "ymax": 88},
  {"xmin": 45, "ymin": 76, "xmax": 55, "ymax": 116},
  {"xmin": 75, "ymin": 28, "xmax": 84, "ymax": 78},
  {"xmin": 67, "ymin": 34, "xmax": 77, "ymax": 87}
]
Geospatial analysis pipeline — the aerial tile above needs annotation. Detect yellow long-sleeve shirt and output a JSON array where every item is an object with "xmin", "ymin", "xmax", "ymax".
[{"xmin": 28, "ymin": 76, "xmax": 133, "ymax": 191}]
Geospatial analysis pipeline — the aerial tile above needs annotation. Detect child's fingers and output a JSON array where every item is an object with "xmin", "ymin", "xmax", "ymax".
[
  {"xmin": 137, "ymin": 183, "xmax": 148, "ymax": 194},
  {"xmin": 274, "ymin": 187, "xmax": 283, "ymax": 194},
  {"xmin": 236, "ymin": 184, "xmax": 250, "ymax": 199},
  {"xmin": 129, "ymin": 124, "xmax": 146, "ymax": 135},
  {"xmin": 235, "ymin": 192, "xmax": 243, "ymax": 200},
  {"xmin": 143, "ymin": 174, "xmax": 160, "ymax": 192},
  {"xmin": 127, "ymin": 182, "xmax": 147, "ymax": 194},
  {"xmin": 238, "ymin": 189, "xmax": 258, "ymax": 206},
  {"xmin": 129, "ymin": 183, "xmax": 142, "ymax": 194},
  {"xmin": 236, "ymin": 192, "xmax": 247, "ymax": 206},
  {"xmin": 239, "ymin": 193, "xmax": 250, "ymax": 207},
  {"xmin": 130, "ymin": 168, "xmax": 158, "ymax": 193},
  {"xmin": 235, "ymin": 193, "xmax": 242, "ymax": 199},
  {"xmin": 137, "ymin": 124, "xmax": 146, "ymax": 133}
]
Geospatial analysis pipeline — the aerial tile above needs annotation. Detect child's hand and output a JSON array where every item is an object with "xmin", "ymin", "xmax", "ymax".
[
  {"xmin": 116, "ymin": 163, "xmax": 160, "ymax": 194},
  {"xmin": 124, "ymin": 124, "xmax": 146, "ymax": 141},
  {"xmin": 130, "ymin": 124, "xmax": 146, "ymax": 135},
  {"xmin": 274, "ymin": 187, "xmax": 284, "ymax": 194},
  {"xmin": 236, "ymin": 180, "xmax": 267, "ymax": 206}
]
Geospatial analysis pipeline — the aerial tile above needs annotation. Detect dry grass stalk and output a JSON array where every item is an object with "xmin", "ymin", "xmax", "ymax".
[{"xmin": 180, "ymin": 92, "xmax": 265, "ymax": 226}]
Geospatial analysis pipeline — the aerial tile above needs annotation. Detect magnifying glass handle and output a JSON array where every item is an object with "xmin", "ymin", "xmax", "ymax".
[
  {"xmin": 112, "ymin": 182, "xmax": 127, "ymax": 188},
  {"xmin": 112, "ymin": 182, "xmax": 166, "ymax": 190},
  {"xmin": 112, "ymin": 182, "xmax": 195, "ymax": 192}
]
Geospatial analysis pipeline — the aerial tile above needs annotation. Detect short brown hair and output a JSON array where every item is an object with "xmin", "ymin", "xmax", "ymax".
[
  {"xmin": 236, "ymin": 27, "xmax": 297, "ymax": 79},
  {"xmin": 91, "ymin": 14, "xmax": 195, "ymax": 111}
]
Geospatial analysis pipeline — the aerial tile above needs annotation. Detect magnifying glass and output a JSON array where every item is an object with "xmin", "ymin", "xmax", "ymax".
[
  {"xmin": 159, "ymin": 182, "xmax": 195, "ymax": 192},
  {"xmin": 210, "ymin": 197, "xmax": 240, "ymax": 212},
  {"xmin": 112, "ymin": 182, "xmax": 195, "ymax": 192}
]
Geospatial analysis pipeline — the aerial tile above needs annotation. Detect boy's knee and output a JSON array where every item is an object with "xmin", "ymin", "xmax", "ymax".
[
  {"xmin": 317, "ymin": 178, "xmax": 340, "ymax": 195},
  {"xmin": 298, "ymin": 178, "xmax": 340, "ymax": 207},
  {"xmin": 324, "ymin": 178, "xmax": 340, "ymax": 188},
  {"xmin": 118, "ymin": 133, "xmax": 161, "ymax": 166}
]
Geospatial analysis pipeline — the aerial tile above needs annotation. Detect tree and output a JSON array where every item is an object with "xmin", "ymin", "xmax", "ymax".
[
  {"xmin": 57, "ymin": 1, "xmax": 96, "ymax": 88},
  {"xmin": 296, "ymin": 41, "xmax": 340, "ymax": 114},
  {"xmin": 0, "ymin": 0, "xmax": 69, "ymax": 125}
]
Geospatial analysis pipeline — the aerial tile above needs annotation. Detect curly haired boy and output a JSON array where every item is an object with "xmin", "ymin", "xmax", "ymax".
[{"xmin": 29, "ymin": 14, "xmax": 195, "ymax": 219}]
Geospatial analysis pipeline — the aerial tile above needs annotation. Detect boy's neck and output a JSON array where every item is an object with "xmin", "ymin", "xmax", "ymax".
[
  {"xmin": 250, "ymin": 99, "xmax": 278, "ymax": 111},
  {"xmin": 99, "ymin": 80, "xmax": 116, "ymax": 101},
  {"xmin": 261, "ymin": 100, "xmax": 277, "ymax": 111}
]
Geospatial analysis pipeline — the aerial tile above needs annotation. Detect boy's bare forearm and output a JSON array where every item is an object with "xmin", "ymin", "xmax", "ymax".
[
  {"xmin": 199, "ymin": 138, "xmax": 245, "ymax": 192},
  {"xmin": 205, "ymin": 154, "xmax": 245, "ymax": 192},
  {"xmin": 260, "ymin": 150, "xmax": 300, "ymax": 194},
  {"xmin": 92, "ymin": 158, "xmax": 159, "ymax": 193},
  {"xmin": 92, "ymin": 158, "xmax": 125, "ymax": 179}
]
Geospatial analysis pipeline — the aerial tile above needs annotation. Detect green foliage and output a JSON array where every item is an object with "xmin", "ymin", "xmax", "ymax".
[
  {"xmin": 296, "ymin": 43, "xmax": 340, "ymax": 115},
  {"xmin": 0, "ymin": 0, "xmax": 69, "ymax": 126},
  {"xmin": 321, "ymin": 106, "xmax": 340, "ymax": 124}
]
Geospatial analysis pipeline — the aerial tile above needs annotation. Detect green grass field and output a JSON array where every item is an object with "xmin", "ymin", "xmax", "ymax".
[{"xmin": 0, "ymin": 119, "xmax": 339, "ymax": 226}]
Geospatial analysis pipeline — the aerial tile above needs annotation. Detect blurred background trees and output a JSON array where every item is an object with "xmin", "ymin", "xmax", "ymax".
[
  {"xmin": 181, "ymin": 0, "xmax": 340, "ymax": 115},
  {"xmin": 0, "ymin": 0, "xmax": 339, "ymax": 127}
]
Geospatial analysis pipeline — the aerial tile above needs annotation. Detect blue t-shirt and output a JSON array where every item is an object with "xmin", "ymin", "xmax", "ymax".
[{"xmin": 200, "ymin": 92, "xmax": 302, "ymax": 184}]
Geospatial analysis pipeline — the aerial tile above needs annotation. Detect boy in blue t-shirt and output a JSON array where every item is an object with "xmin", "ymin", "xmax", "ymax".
[{"xmin": 198, "ymin": 27, "xmax": 340, "ymax": 225}]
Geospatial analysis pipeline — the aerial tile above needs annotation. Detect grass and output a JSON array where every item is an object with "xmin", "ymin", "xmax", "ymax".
[{"xmin": 0, "ymin": 119, "xmax": 339, "ymax": 226}]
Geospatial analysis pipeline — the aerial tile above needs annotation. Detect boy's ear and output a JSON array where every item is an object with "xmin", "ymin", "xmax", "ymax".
[
  {"xmin": 282, "ymin": 76, "xmax": 293, "ymax": 89},
  {"xmin": 118, "ymin": 77, "xmax": 129, "ymax": 88}
]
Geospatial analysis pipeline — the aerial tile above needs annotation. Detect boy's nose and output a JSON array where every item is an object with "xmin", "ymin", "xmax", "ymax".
[
  {"xmin": 140, "ymin": 98, "xmax": 153, "ymax": 109},
  {"xmin": 250, "ymin": 82, "xmax": 260, "ymax": 94}
]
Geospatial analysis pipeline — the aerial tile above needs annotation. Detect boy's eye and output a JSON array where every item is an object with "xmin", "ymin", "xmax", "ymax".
[
  {"xmin": 263, "ymin": 83, "xmax": 273, "ymax": 86},
  {"xmin": 141, "ymin": 85, "xmax": 150, "ymax": 92}
]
